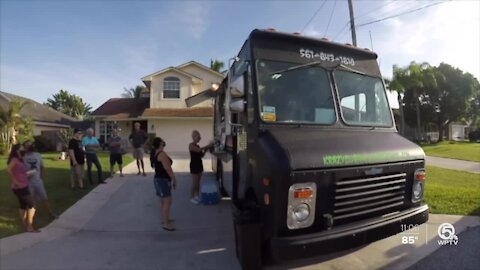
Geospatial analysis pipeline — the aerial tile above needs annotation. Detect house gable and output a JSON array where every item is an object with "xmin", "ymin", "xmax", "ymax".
[{"xmin": 144, "ymin": 61, "xmax": 224, "ymax": 109}]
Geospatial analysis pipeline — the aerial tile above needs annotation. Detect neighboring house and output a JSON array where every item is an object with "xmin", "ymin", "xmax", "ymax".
[
  {"xmin": 0, "ymin": 91, "xmax": 76, "ymax": 147},
  {"xmin": 91, "ymin": 61, "xmax": 224, "ymax": 154},
  {"xmin": 449, "ymin": 122, "xmax": 469, "ymax": 141}
]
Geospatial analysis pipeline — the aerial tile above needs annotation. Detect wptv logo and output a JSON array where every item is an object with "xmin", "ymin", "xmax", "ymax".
[{"xmin": 437, "ymin": 223, "xmax": 459, "ymax": 246}]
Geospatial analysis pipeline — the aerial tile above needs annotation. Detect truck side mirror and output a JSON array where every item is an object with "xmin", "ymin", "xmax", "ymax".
[
  {"xmin": 230, "ymin": 99, "xmax": 245, "ymax": 113},
  {"xmin": 230, "ymin": 75, "xmax": 245, "ymax": 97}
]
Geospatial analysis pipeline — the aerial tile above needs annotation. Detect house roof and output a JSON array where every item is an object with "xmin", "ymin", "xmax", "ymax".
[
  {"xmin": 141, "ymin": 61, "xmax": 224, "ymax": 89},
  {"xmin": 142, "ymin": 107, "xmax": 213, "ymax": 118},
  {"xmin": 91, "ymin": 97, "xmax": 150, "ymax": 119},
  {"xmin": 0, "ymin": 91, "xmax": 76, "ymax": 126}
]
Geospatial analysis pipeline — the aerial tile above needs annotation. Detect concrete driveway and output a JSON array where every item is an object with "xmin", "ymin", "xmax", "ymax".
[{"xmin": 1, "ymin": 157, "xmax": 479, "ymax": 270}]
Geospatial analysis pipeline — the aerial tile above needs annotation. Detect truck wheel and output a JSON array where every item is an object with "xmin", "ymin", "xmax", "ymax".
[
  {"xmin": 233, "ymin": 208, "xmax": 262, "ymax": 270},
  {"xmin": 216, "ymin": 162, "xmax": 228, "ymax": 197}
]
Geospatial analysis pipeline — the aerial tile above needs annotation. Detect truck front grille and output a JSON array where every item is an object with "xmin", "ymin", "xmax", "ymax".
[{"xmin": 333, "ymin": 173, "xmax": 406, "ymax": 225}]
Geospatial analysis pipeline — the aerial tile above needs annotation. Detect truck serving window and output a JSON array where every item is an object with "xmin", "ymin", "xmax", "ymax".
[
  {"xmin": 256, "ymin": 60, "xmax": 336, "ymax": 124},
  {"xmin": 335, "ymin": 70, "xmax": 393, "ymax": 127}
]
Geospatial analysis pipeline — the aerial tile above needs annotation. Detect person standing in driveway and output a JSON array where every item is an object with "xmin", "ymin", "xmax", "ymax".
[
  {"xmin": 129, "ymin": 122, "xmax": 149, "ymax": 176},
  {"xmin": 188, "ymin": 130, "xmax": 211, "ymax": 204},
  {"xmin": 82, "ymin": 128, "xmax": 105, "ymax": 185},
  {"xmin": 108, "ymin": 128, "xmax": 123, "ymax": 178}
]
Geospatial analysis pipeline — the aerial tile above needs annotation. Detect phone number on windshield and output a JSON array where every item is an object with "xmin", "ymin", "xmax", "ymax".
[{"xmin": 299, "ymin": 48, "xmax": 355, "ymax": 66}]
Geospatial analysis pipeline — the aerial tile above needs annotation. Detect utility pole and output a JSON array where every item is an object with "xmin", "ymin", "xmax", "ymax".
[{"xmin": 348, "ymin": 0, "xmax": 357, "ymax": 46}]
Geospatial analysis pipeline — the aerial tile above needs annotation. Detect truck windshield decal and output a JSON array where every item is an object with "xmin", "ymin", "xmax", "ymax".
[
  {"xmin": 323, "ymin": 151, "xmax": 411, "ymax": 166},
  {"xmin": 299, "ymin": 48, "xmax": 355, "ymax": 66}
]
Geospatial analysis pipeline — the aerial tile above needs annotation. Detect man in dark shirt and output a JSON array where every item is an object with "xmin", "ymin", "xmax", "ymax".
[
  {"xmin": 108, "ymin": 128, "xmax": 123, "ymax": 178},
  {"xmin": 68, "ymin": 128, "xmax": 85, "ymax": 189},
  {"xmin": 129, "ymin": 122, "xmax": 149, "ymax": 176}
]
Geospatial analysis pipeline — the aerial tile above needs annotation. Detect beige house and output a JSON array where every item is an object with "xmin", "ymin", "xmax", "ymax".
[{"xmin": 92, "ymin": 61, "xmax": 224, "ymax": 154}]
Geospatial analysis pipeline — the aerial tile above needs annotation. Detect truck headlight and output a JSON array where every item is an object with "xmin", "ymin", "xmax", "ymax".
[
  {"xmin": 293, "ymin": 203, "xmax": 310, "ymax": 222},
  {"xmin": 412, "ymin": 169, "xmax": 425, "ymax": 203},
  {"xmin": 287, "ymin": 183, "xmax": 316, "ymax": 229}
]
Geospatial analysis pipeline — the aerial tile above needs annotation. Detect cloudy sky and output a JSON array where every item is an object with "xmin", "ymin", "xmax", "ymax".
[{"xmin": 1, "ymin": 0, "xmax": 479, "ymax": 109}]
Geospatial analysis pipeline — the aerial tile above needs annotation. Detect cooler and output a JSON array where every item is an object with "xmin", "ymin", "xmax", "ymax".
[{"xmin": 200, "ymin": 178, "xmax": 220, "ymax": 205}]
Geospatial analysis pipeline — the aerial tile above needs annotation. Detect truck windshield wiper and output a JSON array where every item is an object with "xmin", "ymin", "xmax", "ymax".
[
  {"xmin": 270, "ymin": 61, "xmax": 333, "ymax": 79},
  {"xmin": 333, "ymin": 63, "xmax": 366, "ymax": 76}
]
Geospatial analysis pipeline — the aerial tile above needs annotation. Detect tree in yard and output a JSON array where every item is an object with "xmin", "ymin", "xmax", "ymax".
[
  {"xmin": 210, "ymin": 59, "xmax": 225, "ymax": 73},
  {"xmin": 122, "ymin": 85, "xmax": 147, "ymax": 99},
  {"xmin": 0, "ymin": 99, "xmax": 34, "ymax": 154},
  {"xmin": 45, "ymin": 89, "xmax": 92, "ymax": 120},
  {"xmin": 431, "ymin": 63, "xmax": 479, "ymax": 141},
  {"xmin": 390, "ymin": 62, "xmax": 438, "ymax": 140}
]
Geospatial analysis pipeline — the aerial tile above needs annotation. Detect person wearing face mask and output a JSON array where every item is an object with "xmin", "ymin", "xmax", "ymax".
[
  {"xmin": 22, "ymin": 140, "xmax": 58, "ymax": 219},
  {"xmin": 7, "ymin": 144, "xmax": 39, "ymax": 232}
]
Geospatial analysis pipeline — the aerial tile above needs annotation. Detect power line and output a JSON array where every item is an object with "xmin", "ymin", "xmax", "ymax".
[
  {"xmin": 354, "ymin": 0, "xmax": 400, "ymax": 21},
  {"xmin": 332, "ymin": 22, "xmax": 350, "ymax": 41},
  {"xmin": 357, "ymin": 1, "xmax": 447, "ymax": 28},
  {"xmin": 323, "ymin": 0, "xmax": 337, "ymax": 38},
  {"xmin": 301, "ymin": 0, "xmax": 328, "ymax": 33}
]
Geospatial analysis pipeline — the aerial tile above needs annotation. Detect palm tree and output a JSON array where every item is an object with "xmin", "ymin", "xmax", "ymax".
[
  {"xmin": 122, "ymin": 85, "xmax": 146, "ymax": 99},
  {"xmin": 391, "ymin": 62, "xmax": 438, "ymax": 141},
  {"xmin": 0, "ymin": 99, "xmax": 31, "ymax": 153},
  {"xmin": 210, "ymin": 59, "xmax": 225, "ymax": 73}
]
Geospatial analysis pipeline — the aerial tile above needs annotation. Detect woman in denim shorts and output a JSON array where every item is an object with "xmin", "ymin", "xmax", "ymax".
[{"xmin": 152, "ymin": 137, "xmax": 177, "ymax": 231}]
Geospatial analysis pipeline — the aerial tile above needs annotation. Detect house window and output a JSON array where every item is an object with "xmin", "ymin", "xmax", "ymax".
[
  {"xmin": 99, "ymin": 121, "xmax": 116, "ymax": 143},
  {"xmin": 163, "ymin": 77, "xmax": 180, "ymax": 99}
]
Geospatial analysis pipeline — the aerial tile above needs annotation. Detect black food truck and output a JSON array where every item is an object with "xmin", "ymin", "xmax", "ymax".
[{"xmin": 186, "ymin": 29, "xmax": 429, "ymax": 269}]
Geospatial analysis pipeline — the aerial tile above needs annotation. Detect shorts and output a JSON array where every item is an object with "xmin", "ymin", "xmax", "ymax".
[
  {"xmin": 133, "ymin": 148, "xmax": 144, "ymax": 160},
  {"xmin": 12, "ymin": 187, "xmax": 35, "ymax": 210},
  {"xmin": 110, "ymin": 153, "xmax": 123, "ymax": 166},
  {"xmin": 190, "ymin": 162, "xmax": 204, "ymax": 174},
  {"xmin": 29, "ymin": 181, "xmax": 48, "ymax": 201},
  {"xmin": 154, "ymin": 177, "xmax": 171, "ymax": 198}
]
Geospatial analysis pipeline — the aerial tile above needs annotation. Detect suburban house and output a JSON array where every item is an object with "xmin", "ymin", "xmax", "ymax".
[
  {"xmin": 0, "ymin": 91, "xmax": 76, "ymax": 148},
  {"xmin": 91, "ymin": 61, "xmax": 224, "ymax": 154}
]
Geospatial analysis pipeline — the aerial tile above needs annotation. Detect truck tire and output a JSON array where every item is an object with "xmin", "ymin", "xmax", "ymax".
[
  {"xmin": 233, "ymin": 208, "xmax": 263, "ymax": 270},
  {"xmin": 216, "ymin": 161, "xmax": 229, "ymax": 197}
]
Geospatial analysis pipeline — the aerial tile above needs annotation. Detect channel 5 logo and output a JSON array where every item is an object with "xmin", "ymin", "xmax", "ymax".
[{"xmin": 437, "ymin": 223, "xmax": 459, "ymax": 245}]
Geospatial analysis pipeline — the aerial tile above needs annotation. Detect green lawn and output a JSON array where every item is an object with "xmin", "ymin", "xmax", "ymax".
[
  {"xmin": 422, "ymin": 141, "xmax": 480, "ymax": 162},
  {"xmin": 0, "ymin": 152, "xmax": 133, "ymax": 238},
  {"xmin": 425, "ymin": 166, "xmax": 480, "ymax": 216}
]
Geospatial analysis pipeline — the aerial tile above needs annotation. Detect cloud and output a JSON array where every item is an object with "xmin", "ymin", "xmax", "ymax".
[
  {"xmin": 372, "ymin": 1, "xmax": 480, "ymax": 79},
  {"xmin": 174, "ymin": 1, "xmax": 210, "ymax": 40}
]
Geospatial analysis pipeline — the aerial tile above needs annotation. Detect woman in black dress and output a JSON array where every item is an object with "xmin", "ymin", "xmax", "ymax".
[{"xmin": 189, "ymin": 130, "xmax": 210, "ymax": 204}]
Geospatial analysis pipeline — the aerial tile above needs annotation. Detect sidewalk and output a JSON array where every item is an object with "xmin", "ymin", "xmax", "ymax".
[{"xmin": 426, "ymin": 156, "xmax": 480, "ymax": 173}]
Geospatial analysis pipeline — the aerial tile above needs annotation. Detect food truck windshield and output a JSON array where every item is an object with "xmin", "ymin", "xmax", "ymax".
[{"xmin": 256, "ymin": 59, "xmax": 393, "ymax": 127}]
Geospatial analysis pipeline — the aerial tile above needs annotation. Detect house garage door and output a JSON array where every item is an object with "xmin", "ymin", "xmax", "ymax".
[{"xmin": 150, "ymin": 118, "xmax": 213, "ymax": 156}]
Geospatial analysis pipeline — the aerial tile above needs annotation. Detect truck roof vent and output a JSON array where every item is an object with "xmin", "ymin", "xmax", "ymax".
[
  {"xmin": 320, "ymin": 37, "xmax": 329, "ymax": 41},
  {"xmin": 293, "ymin": 32, "xmax": 301, "ymax": 35},
  {"xmin": 345, "ymin": 43, "xmax": 353, "ymax": 47},
  {"xmin": 266, "ymin": 28, "xmax": 277, "ymax": 32}
]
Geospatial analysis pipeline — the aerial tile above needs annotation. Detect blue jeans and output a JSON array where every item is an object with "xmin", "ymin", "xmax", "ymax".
[
  {"xmin": 86, "ymin": 153, "xmax": 102, "ymax": 184},
  {"xmin": 154, "ymin": 177, "xmax": 171, "ymax": 198}
]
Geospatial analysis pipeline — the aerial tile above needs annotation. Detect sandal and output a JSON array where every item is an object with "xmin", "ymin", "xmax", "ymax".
[
  {"xmin": 161, "ymin": 219, "xmax": 175, "ymax": 224},
  {"xmin": 162, "ymin": 226, "xmax": 176, "ymax": 232}
]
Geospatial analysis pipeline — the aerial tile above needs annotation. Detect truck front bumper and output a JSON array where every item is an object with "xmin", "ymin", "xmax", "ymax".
[{"xmin": 267, "ymin": 204, "xmax": 429, "ymax": 264}]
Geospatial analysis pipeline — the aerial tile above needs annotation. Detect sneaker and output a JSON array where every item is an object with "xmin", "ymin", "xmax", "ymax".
[
  {"xmin": 142, "ymin": 172, "xmax": 147, "ymax": 176},
  {"xmin": 190, "ymin": 198, "xmax": 200, "ymax": 205},
  {"xmin": 120, "ymin": 174, "xmax": 124, "ymax": 177},
  {"xmin": 137, "ymin": 172, "xmax": 141, "ymax": 176}
]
